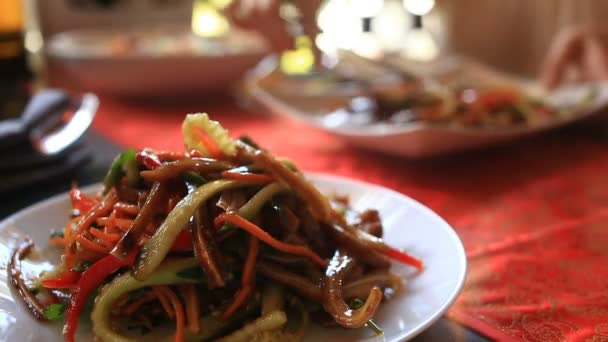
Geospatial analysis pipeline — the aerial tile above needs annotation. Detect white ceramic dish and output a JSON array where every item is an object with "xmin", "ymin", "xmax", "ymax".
[
  {"xmin": 247, "ymin": 58, "xmax": 608, "ymax": 158},
  {"xmin": 0, "ymin": 173, "xmax": 466, "ymax": 341},
  {"xmin": 46, "ymin": 25, "xmax": 270, "ymax": 97}
]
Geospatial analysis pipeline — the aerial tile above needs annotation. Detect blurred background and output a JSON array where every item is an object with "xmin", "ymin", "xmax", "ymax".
[{"xmin": 2, "ymin": 0, "xmax": 606, "ymax": 98}]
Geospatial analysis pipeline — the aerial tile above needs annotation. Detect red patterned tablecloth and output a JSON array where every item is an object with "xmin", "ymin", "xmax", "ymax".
[{"xmin": 93, "ymin": 97, "xmax": 608, "ymax": 342}]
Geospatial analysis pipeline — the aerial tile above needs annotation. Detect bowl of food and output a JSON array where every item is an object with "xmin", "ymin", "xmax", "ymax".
[
  {"xmin": 0, "ymin": 114, "xmax": 466, "ymax": 341},
  {"xmin": 46, "ymin": 24, "xmax": 270, "ymax": 98}
]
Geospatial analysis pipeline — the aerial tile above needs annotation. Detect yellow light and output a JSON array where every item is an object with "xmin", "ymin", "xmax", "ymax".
[
  {"xmin": 191, "ymin": 1, "xmax": 230, "ymax": 38},
  {"xmin": 209, "ymin": 0, "xmax": 232, "ymax": 9},
  {"xmin": 280, "ymin": 36, "xmax": 315, "ymax": 75}
]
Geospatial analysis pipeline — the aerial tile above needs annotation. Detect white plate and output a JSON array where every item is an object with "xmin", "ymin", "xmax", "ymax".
[
  {"xmin": 0, "ymin": 174, "xmax": 466, "ymax": 341},
  {"xmin": 246, "ymin": 58, "xmax": 608, "ymax": 158},
  {"xmin": 46, "ymin": 25, "xmax": 270, "ymax": 97}
]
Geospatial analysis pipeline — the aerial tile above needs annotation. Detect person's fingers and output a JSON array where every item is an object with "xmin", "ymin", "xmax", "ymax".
[
  {"xmin": 297, "ymin": 0, "xmax": 321, "ymax": 38},
  {"xmin": 225, "ymin": 0, "xmax": 291, "ymax": 52},
  {"xmin": 540, "ymin": 28, "xmax": 585, "ymax": 89},
  {"xmin": 295, "ymin": 0, "xmax": 321, "ymax": 63},
  {"xmin": 226, "ymin": 0, "xmax": 322, "ymax": 55},
  {"xmin": 582, "ymin": 35, "xmax": 608, "ymax": 82}
]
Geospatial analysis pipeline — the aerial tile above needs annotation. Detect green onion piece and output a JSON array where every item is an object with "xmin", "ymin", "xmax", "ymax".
[
  {"xmin": 181, "ymin": 172, "xmax": 207, "ymax": 186},
  {"xmin": 44, "ymin": 302, "xmax": 66, "ymax": 320},
  {"xmin": 350, "ymin": 298, "xmax": 384, "ymax": 336},
  {"xmin": 103, "ymin": 148, "xmax": 136, "ymax": 193},
  {"xmin": 50, "ymin": 231, "xmax": 64, "ymax": 239}
]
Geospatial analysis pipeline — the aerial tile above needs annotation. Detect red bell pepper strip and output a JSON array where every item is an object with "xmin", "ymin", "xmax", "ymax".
[
  {"xmin": 171, "ymin": 230, "xmax": 193, "ymax": 251},
  {"xmin": 136, "ymin": 150, "xmax": 163, "ymax": 170},
  {"xmin": 69, "ymin": 184, "xmax": 97, "ymax": 214},
  {"xmin": 41, "ymin": 270, "xmax": 81, "ymax": 289},
  {"xmin": 63, "ymin": 249, "xmax": 138, "ymax": 342}
]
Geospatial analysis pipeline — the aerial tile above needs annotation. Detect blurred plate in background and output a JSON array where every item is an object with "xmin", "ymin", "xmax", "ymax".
[
  {"xmin": 246, "ymin": 56, "xmax": 608, "ymax": 158},
  {"xmin": 46, "ymin": 24, "xmax": 270, "ymax": 98}
]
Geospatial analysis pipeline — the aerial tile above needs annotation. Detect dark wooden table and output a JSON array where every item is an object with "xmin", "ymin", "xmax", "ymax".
[{"xmin": 0, "ymin": 131, "xmax": 490, "ymax": 342}]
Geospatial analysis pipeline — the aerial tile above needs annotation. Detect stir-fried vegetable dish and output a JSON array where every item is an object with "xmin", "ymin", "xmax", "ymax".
[
  {"xmin": 10, "ymin": 114, "xmax": 422, "ymax": 342},
  {"xmin": 346, "ymin": 82, "xmax": 564, "ymax": 128}
]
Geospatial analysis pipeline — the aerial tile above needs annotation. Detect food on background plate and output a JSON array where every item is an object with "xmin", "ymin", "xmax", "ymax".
[
  {"xmin": 9, "ymin": 114, "xmax": 422, "ymax": 342},
  {"xmin": 346, "ymin": 82, "xmax": 566, "ymax": 129}
]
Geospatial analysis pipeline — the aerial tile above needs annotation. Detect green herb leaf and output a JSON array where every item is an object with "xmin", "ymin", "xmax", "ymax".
[
  {"xmin": 50, "ymin": 230, "xmax": 64, "ymax": 239},
  {"xmin": 103, "ymin": 148, "xmax": 137, "ymax": 193},
  {"xmin": 44, "ymin": 303, "xmax": 66, "ymax": 320},
  {"xmin": 181, "ymin": 172, "xmax": 207, "ymax": 186},
  {"xmin": 176, "ymin": 266, "xmax": 205, "ymax": 280}
]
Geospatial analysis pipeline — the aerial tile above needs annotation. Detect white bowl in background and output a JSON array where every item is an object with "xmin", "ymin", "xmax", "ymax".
[{"xmin": 46, "ymin": 25, "xmax": 270, "ymax": 98}]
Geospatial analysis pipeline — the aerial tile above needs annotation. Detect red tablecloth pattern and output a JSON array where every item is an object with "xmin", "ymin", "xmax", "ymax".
[{"xmin": 93, "ymin": 98, "xmax": 608, "ymax": 342}]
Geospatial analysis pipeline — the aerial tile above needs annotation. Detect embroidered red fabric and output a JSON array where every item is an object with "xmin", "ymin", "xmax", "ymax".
[{"xmin": 93, "ymin": 98, "xmax": 608, "ymax": 341}]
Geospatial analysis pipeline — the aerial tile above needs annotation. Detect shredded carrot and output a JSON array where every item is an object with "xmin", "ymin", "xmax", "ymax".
[
  {"xmin": 96, "ymin": 217, "xmax": 109, "ymax": 226},
  {"xmin": 64, "ymin": 217, "xmax": 79, "ymax": 269},
  {"xmin": 89, "ymin": 229, "xmax": 121, "ymax": 243},
  {"xmin": 157, "ymin": 286, "xmax": 185, "ymax": 342},
  {"xmin": 214, "ymin": 214, "xmax": 328, "ymax": 267},
  {"xmin": 49, "ymin": 237, "xmax": 66, "ymax": 247},
  {"xmin": 114, "ymin": 202, "xmax": 140, "ymax": 216},
  {"xmin": 64, "ymin": 250, "xmax": 77, "ymax": 270},
  {"xmin": 112, "ymin": 218, "xmax": 133, "ymax": 231},
  {"xmin": 385, "ymin": 247, "xmax": 424, "ymax": 271},
  {"xmin": 222, "ymin": 236, "xmax": 258, "ymax": 319},
  {"xmin": 70, "ymin": 190, "xmax": 118, "ymax": 248},
  {"xmin": 223, "ymin": 286, "xmax": 251, "ymax": 320},
  {"xmin": 75, "ymin": 235, "xmax": 110, "ymax": 254},
  {"xmin": 182, "ymin": 285, "xmax": 200, "ymax": 334},
  {"xmin": 221, "ymin": 171, "xmax": 274, "ymax": 183},
  {"xmin": 195, "ymin": 127, "xmax": 223, "ymax": 159},
  {"xmin": 124, "ymin": 292, "xmax": 157, "ymax": 315},
  {"xmin": 98, "ymin": 216, "xmax": 133, "ymax": 231},
  {"xmin": 153, "ymin": 287, "xmax": 175, "ymax": 319}
]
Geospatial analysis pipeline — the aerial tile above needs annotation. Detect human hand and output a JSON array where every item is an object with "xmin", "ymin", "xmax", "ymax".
[
  {"xmin": 226, "ymin": 0, "xmax": 320, "ymax": 53},
  {"xmin": 541, "ymin": 27, "xmax": 608, "ymax": 89}
]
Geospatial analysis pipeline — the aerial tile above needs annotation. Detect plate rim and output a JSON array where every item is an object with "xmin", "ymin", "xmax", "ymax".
[
  {"xmin": 307, "ymin": 172, "xmax": 467, "ymax": 341},
  {"xmin": 0, "ymin": 173, "xmax": 467, "ymax": 341},
  {"xmin": 46, "ymin": 26, "xmax": 270, "ymax": 62}
]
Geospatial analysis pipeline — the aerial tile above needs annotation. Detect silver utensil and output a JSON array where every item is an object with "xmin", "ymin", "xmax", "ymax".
[{"xmin": 30, "ymin": 93, "xmax": 98, "ymax": 155}]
